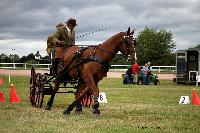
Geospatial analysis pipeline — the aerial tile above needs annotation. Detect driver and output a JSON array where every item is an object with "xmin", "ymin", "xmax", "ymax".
[{"xmin": 52, "ymin": 18, "xmax": 78, "ymax": 74}]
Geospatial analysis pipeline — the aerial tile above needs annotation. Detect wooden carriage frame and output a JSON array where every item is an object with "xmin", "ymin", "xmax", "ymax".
[{"xmin": 29, "ymin": 61, "xmax": 78, "ymax": 108}]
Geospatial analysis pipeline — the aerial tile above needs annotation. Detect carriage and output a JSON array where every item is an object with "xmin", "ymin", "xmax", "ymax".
[
  {"xmin": 29, "ymin": 27, "xmax": 136, "ymax": 115},
  {"xmin": 29, "ymin": 66, "xmax": 79, "ymax": 108}
]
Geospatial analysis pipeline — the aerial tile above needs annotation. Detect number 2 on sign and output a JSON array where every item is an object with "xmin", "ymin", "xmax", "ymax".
[
  {"xmin": 179, "ymin": 96, "xmax": 189, "ymax": 104},
  {"xmin": 181, "ymin": 97, "xmax": 185, "ymax": 103}
]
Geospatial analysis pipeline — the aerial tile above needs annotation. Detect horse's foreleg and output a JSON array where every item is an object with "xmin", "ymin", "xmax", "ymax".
[
  {"xmin": 92, "ymin": 84, "xmax": 100, "ymax": 115},
  {"xmin": 45, "ymin": 79, "xmax": 60, "ymax": 110}
]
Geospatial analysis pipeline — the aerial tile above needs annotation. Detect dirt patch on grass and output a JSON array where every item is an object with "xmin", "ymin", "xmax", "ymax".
[{"xmin": 0, "ymin": 69, "xmax": 175, "ymax": 80}]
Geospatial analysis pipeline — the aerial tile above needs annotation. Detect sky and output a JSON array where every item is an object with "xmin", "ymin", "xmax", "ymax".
[{"xmin": 0, "ymin": 0, "xmax": 200, "ymax": 57}]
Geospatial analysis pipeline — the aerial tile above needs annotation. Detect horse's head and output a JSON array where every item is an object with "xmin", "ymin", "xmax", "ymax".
[{"xmin": 118, "ymin": 27, "xmax": 136, "ymax": 63}]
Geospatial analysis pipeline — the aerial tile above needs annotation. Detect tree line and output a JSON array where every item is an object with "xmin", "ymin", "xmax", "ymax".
[
  {"xmin": 1, "ymin": 27, "xmax": 193, "ymax": 66},
  {"xmin": 0, "ymin": 53, "xmax": 50, "ymax": 64}
]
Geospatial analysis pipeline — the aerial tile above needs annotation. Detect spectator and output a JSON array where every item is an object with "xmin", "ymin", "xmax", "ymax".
[
  {"xmin": 35, "ymin": 51, "xmax": 41, "ymax": 66},
  {"xmin": 147, "ymin": 62, "xmax": 151, "ymax": 84},
  {"xmin": 132, "ymin": 61, "xmax": 140, "ymax": 84},
  {"xmin": 143, "ymin": 63, "xmax": 150, "ymax": 85},
  {"xmin": 123, "ymin": 67, "xmax": 133, "ymax": 84}
]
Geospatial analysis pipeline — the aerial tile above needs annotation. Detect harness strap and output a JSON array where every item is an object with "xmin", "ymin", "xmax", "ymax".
[
  {"xmin": 75, "ymin": 47, "xmax": 89, "ymax": 78},
  {"xmin": 53, "ymin": 46, "xmax": 110, "ymax": 83}
]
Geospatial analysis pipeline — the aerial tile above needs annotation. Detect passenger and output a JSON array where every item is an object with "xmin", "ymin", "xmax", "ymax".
[{"xmin": 46, "ymin": 23, "xmax": 64, "ymax": 56}]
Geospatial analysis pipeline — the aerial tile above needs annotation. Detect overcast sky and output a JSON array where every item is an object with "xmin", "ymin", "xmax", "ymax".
[{"xmin": 0, "ymin": 0, "xmax": 199, "ymax": 57}]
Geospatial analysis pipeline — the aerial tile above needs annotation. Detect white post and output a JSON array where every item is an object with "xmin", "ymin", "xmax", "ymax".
[
  {"xmin": 9, "ymin": 71, "xmax": 10, "ymax": 83},
  {"xmin": 13, "ymin": 63, "xmax": 16, "ymax": 69},
  {"xmin": 11, "ymin": 49, "xmax": 15, "ymax": 69}
]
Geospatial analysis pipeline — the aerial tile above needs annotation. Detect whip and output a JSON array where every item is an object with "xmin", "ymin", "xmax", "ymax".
[{"xmin": 76, "ymin": 27, "xmax": 111, "ymax": 39}]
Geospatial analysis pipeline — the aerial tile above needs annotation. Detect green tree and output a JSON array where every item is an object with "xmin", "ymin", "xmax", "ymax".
[
  {"xmin": 8, "ymin": 54, "xmax": 19, "ymax": 63},
  {"xmin": 110, "ymin": 54, "xmax": 130, "ymax": 65},
  {"xmin": 0, "ymin": 53, "xmax": 12, "ymax": 63},
  {"xmin": 26, "ymin": 53, "xmax": 35, "ymax": 61},
  {"xmin": 40, "ymin": 55, "xmax": 51, "ymax": 64},
  {"xmin": 25, "ymin": 53, "xmax": 36, "ymax": 64},
  {"xmin": 188, "ymin": 44, "xmax": 200, "ymax": 49},
  {"xmin": 18, "ymin": 56, "xmax": 27, "ymax": 63},
  {"xmin": 136, "ymin": 27, "xmax": 176, "ymax": 66}
]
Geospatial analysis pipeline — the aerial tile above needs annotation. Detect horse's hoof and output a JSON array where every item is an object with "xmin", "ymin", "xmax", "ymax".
[
  {"xmin": 75, "ymin": 110, "xmax": 83, "ymax": 114},
  {"xmin": 93, "ymin": 108, "xmax": 100, "ymax": 115},
  {"xmin": 93, "ymin": 112, "xmax": 100, "ymax": 116},
  {"xmin": 63, "ymin": 109, "xmax": 70, "ymax": 115},
  {"xmin": 45, "ymin": 105, "xmax": 51, "ymax": 110}
]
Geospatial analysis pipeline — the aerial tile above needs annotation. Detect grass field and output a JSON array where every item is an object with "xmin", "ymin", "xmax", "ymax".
[{"xmin": 0, "ymin": 75, "xmax": 200, "ymax": 133}]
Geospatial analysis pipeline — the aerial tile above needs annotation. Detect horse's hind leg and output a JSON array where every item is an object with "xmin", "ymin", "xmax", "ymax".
[
  {"xmin": 63, "ymin": 84, "xmax": 89, "ymax": 115},
  {"xmin": 74, "ymin": 83, "xmax": 87, "ymax": 114},
  {"xmin": 45, "ymin": 79, "xmax": 60, "ymax": 110}
]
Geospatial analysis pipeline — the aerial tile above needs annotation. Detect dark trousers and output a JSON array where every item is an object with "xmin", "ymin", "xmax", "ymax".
[
  {"xmin": 143, "ymin": 74, "xmax": 148, "ymax": 85},
  {"xmin": 53, "ymin": 58, "xmax": 61, "ymax": 75}
]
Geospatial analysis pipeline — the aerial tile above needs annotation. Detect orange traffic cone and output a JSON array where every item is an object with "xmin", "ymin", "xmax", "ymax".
[
  {"xmin": 192, "ymin": 88, "xmax": 200, "ymax": 105},
  {"xmin": 87, "ymin": 94, "xmax": 91, "ymax": 108},
  {"xmin": 10, "ymin": 84, "xmax": 21, "ymax": 103},
  {"xmin": 81, "ymin": 93, "xmax": 92, "ymax": 107},
  {"xmin": 0, "ymin": 78, "xmax": 3, "ymax": 85},
  {"xmin": 81, "ymin": 94, "xmax": 87, "ymax": 107},
  {"xmin": 0, "ymin": 91, "xmax": 4, "ymax": 102}
]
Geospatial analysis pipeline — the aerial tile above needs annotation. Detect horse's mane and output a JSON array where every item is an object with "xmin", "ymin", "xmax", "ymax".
[{"xmin": 102, "ymin": 32, "xmax": 126, "ymax": 44}]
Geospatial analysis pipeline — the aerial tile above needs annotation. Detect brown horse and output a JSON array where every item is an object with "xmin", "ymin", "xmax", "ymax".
[{"xmin": 45, "ymin": 27, "xmax": 136, "ymax": 115}]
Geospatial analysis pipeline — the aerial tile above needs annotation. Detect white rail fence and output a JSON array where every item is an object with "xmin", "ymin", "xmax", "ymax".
[
  {"xmin": 111, "ymin": 65, "xmax": 175, "ymax": 73},
  {"xmin": 0, "ymin": 63, "xmax": 175, "ymax": 73},
  {"xmin": 0, "ymin": 63, "xmax": 50, "ymax": 70}
]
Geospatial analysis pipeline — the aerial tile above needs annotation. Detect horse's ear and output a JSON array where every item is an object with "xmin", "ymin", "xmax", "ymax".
[
  {"xmin": 130, "ymin": 29, "xmax": 135, "ymax": 35},
  {"xmin": 127, "ymin": 27, "xmax": 130, "ymax": 35}
]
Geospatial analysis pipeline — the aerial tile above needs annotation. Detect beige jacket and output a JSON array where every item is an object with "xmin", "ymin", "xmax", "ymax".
[{"xmin": 52, "ymin": 26, "xmax": 75, "ymax": 48}]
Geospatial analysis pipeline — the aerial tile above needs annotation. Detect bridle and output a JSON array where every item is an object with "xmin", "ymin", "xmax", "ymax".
[{"xmin": 121, "ymin": 35, "xmax": 136, "ymax": 58}]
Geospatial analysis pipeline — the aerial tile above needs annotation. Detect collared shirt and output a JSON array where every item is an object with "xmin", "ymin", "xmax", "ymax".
[
  {"xmin": 66, "ymin": 26, "xmax": 74, "ymax": 37},
  {"xmin": 143, "ymin": 66, "xmax": 149, "ymax": 75}
]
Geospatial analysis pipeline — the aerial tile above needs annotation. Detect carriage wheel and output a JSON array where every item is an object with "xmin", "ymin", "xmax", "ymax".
[
  {"xmin": 34, "ymin": 73, "xmax": 44, "ymax": 108},
  {"xmin": 30, "ymin": 67, "xmax": 36, "ymax": 106}
]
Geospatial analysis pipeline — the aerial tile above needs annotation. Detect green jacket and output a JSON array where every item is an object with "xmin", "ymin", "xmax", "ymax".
[{"xmin": 52, "ymin": 26, "xmax": 75, "ymax": 47}]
